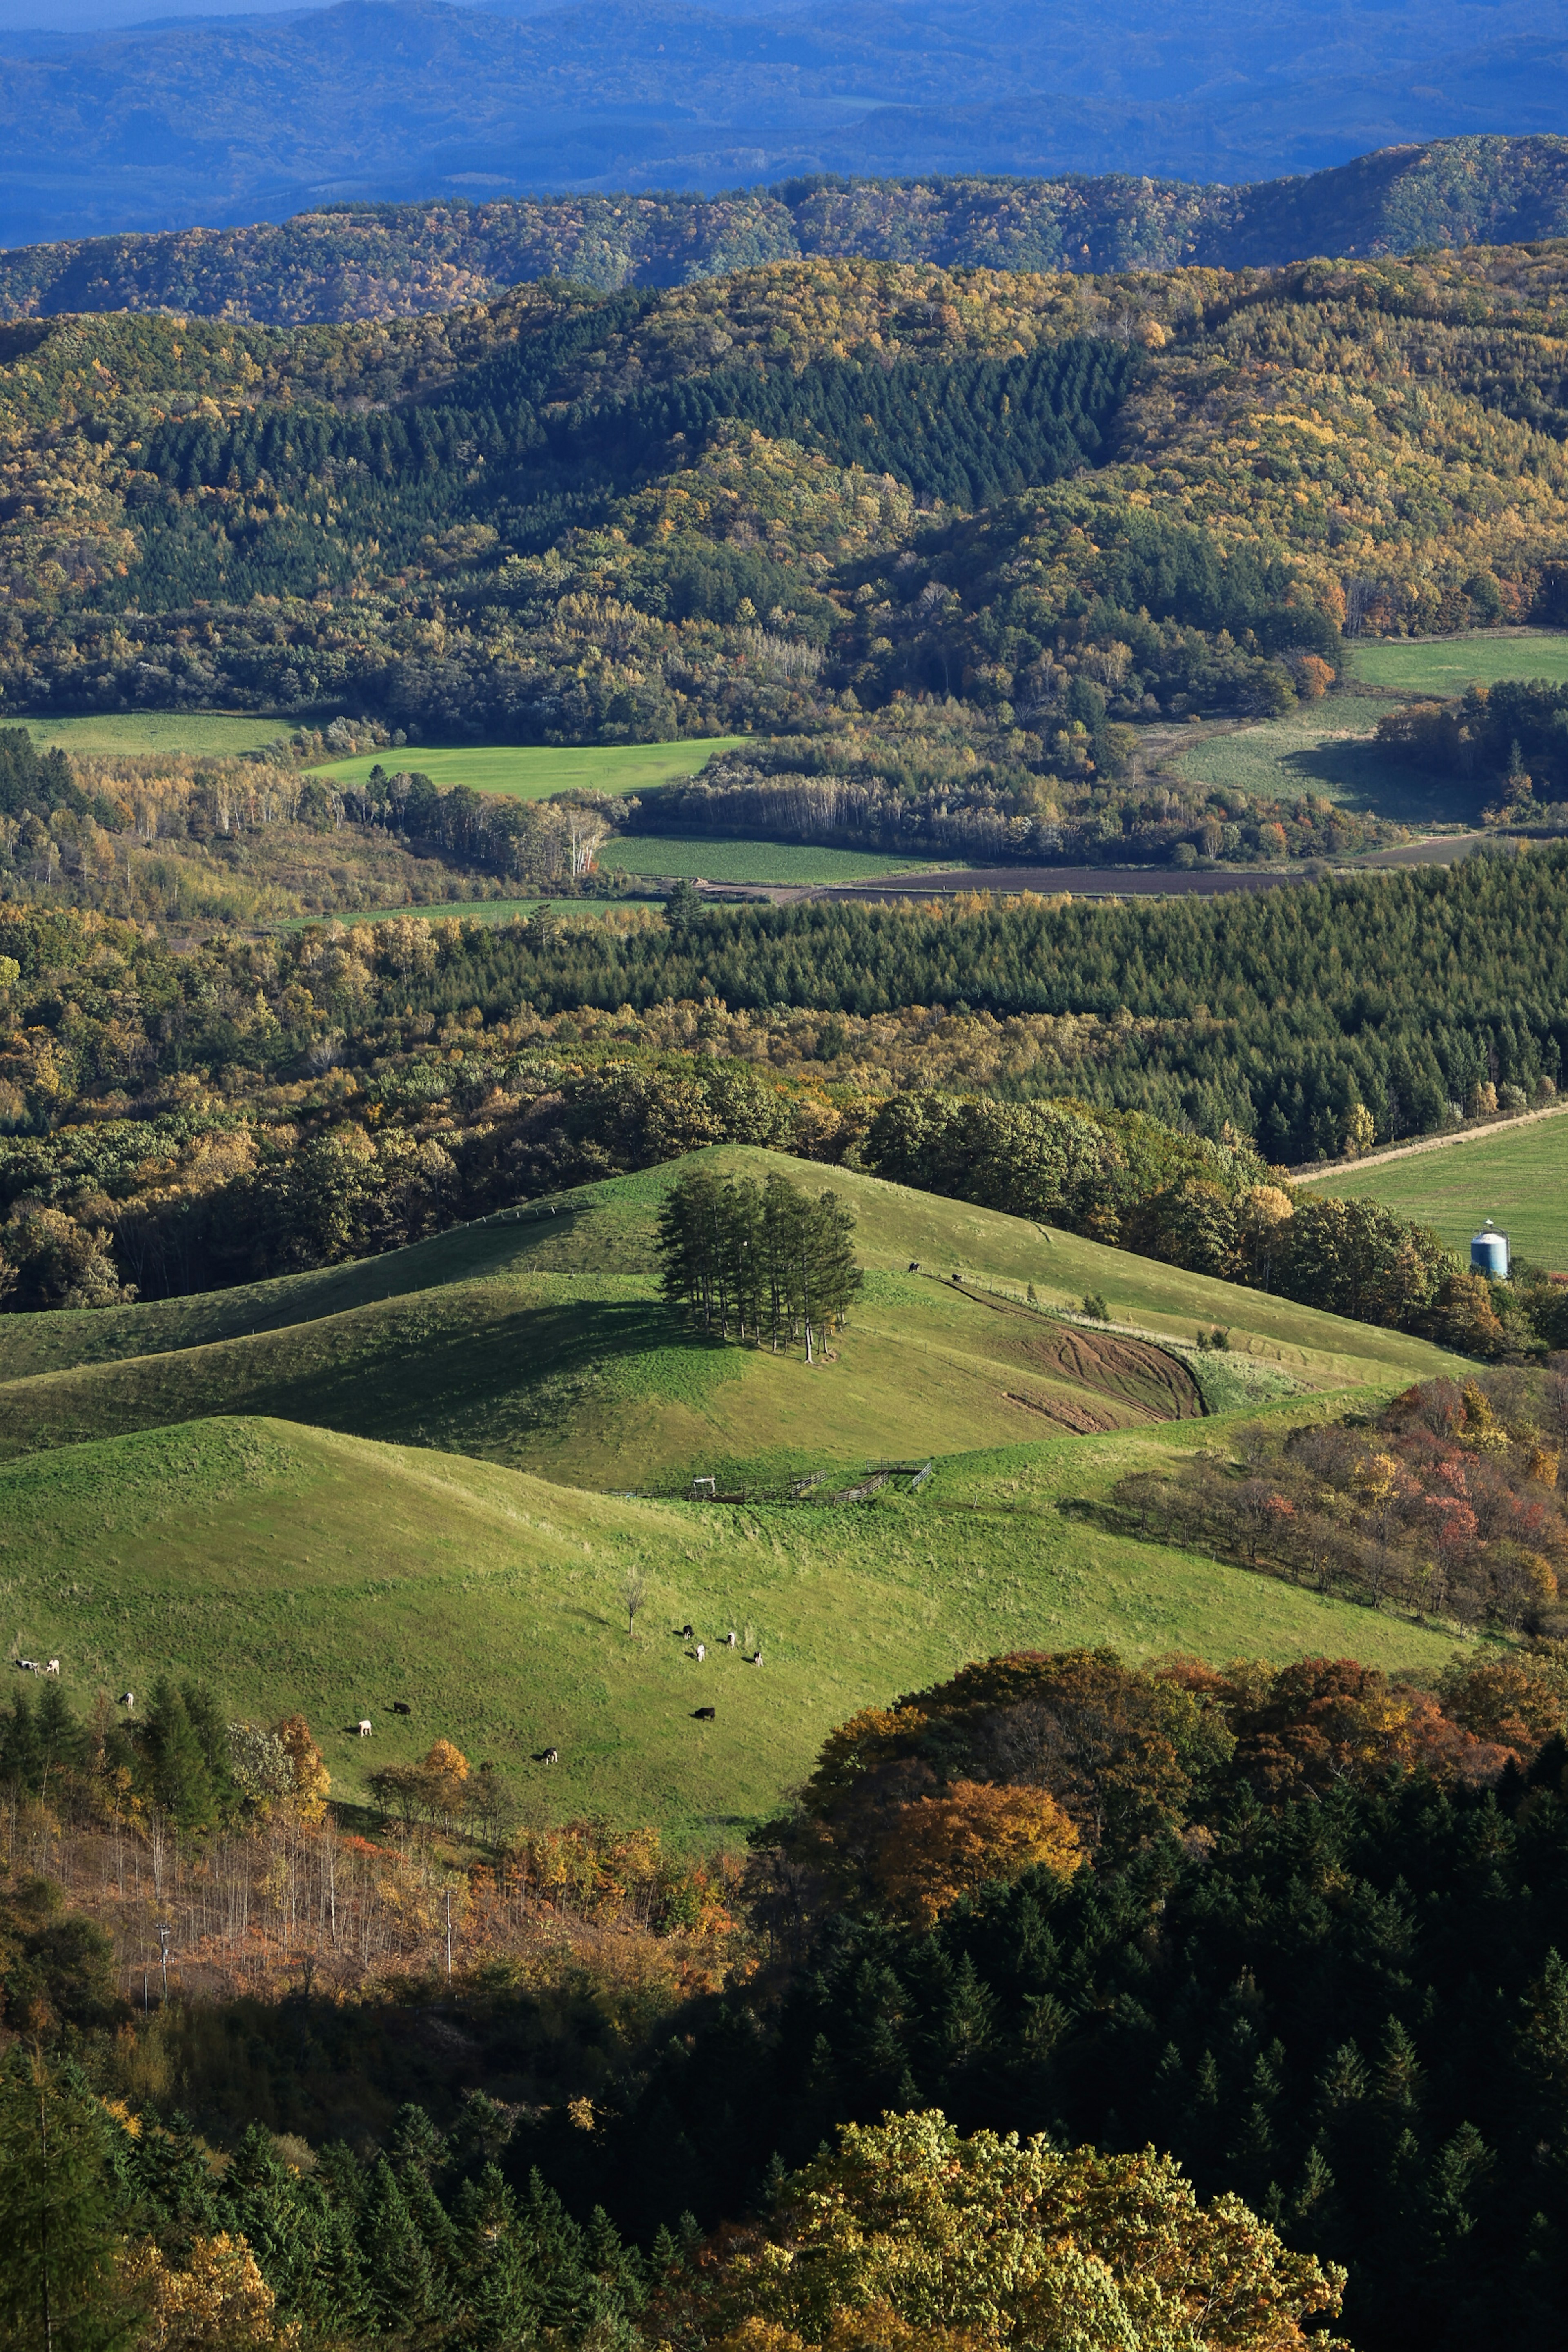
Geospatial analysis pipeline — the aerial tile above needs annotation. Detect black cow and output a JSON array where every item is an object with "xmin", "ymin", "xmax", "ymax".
[{"xmin": 692, "ymin": 1706, "xmax": 716, "ymax": 1722}]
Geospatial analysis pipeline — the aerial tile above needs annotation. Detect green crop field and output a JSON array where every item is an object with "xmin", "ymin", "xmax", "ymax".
[
  {"xmin": 1169, "ymin": 687, "xmax": 1472, "ymax": 825},
  {"xmin": 312, "ymin": 738, "xmax": 746, "ymax": 799},
  {"xmin": 601, "ymin": 835, "xmax": 948, "ymax": 885},
  {"xmin": 1303, "ymin": 1109, "xmax": 1568, "ymax": 1271},
  {"xmin": 12, "ymin": 710, "xmax": 294, "ymax": 757},
  {"xmin": 1348, "ymin": 631, "xmax": 1568, "ymax": 694},
  {"xmin": 0, "ymin": 1151, "xmax": 1471, "ymax": 1839}
]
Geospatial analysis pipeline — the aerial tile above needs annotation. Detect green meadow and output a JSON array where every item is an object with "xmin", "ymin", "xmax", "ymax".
[
  {"xmin": 311, "ymin": 738, "xmax": 746, "ymax": 799},
  {"xmin": 12, "ymin": 710, "xmax": 293, "ymax": 757},
  {"xmin": 1303, "ymin": 1109, "xmax": 1568, "ymax": 1272},
  {"xmin": 1169, "ymin": 687, "xmax": 1470, "ymax": 825},
  {"xmin": 0, "ymin": 1412, "xmax": 1457, "ymax": 1846},
  {"xmin": 1348, "ymin": 630, "xmax": 1568, "ymax": 694}
]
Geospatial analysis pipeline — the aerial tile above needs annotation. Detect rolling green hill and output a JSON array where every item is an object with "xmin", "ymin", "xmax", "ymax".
[
  {"xmin": 0, "ymin": 1150, "xmax": 1457, "ymax": 1488},
  {"xmin": 0, "ymin": 1150, "xmax": 1468, "ymax": 1837},
  {"xmin": 2, "ymin": 1412, "xmax": 1456, "ymax": 1845}
]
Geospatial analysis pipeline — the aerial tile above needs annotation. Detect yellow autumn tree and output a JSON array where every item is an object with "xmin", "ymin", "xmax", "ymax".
[
  {"xmin": 871, "ymin": 1780, "xmax": 1083, "ymax": 1927},
  {"xmin": 663, "ymin": 2109, "xmax": 1347, "ymax": 2352},
  {"xmin": 274, "ymin": 1715, "xmax": 330, "ymax": 1826},
  {"xmin": 421, "ymin": 1737, "xmax": 470, "ymax": 1823},
  {"xmin": 123, "ymin": 2232, "xmax": 299, "ymax": 2350}
]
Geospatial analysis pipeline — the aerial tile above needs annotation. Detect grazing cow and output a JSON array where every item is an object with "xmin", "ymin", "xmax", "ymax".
[
  {"xmin": 16, "ymin": 1659, "xmax": 36, "ymax": 1673},
  {"xmin": 908, "ymin": 1261, "xmax": 920, "ymax": 1273},
  {"xmin": 540, "ymin": 1746, "xmax": 559, "ymax": 1765},
  {"xmin": 118, "ymin": 1691, "xmax": 134, "ymax": 1709},
  {"xmin": 751, "ymin": 1650, "xmax": 763, "ymax": 1666},
  {"xmin": 679, "ymin": 1623, "xmax": 695, "ymax": 1639},
  {"xmin": 391, "ymin": 1700, "xmax": 411, "ymax": 1715},
  {"xmin": 357, "ymin": 1719, "xmax": 373, "ymax": 1737},
  {"xmin": 724, "ymin": 1631, "xmax": 737, "ymax": 1648},
  {"xmin": 45, "ymin": 1659, "xmax": 59, "ymax": 1675},
  {"xmin": 694, "ymin": 1642, "xmax": 706, "ymax": 1662},
  {"xmin": 692, "ymin": 1707, "xmax": 716, "ymax": 1722}
]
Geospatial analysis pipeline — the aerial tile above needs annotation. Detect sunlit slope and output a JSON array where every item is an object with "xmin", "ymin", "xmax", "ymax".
[
  {"xmin": 0, "ymin": 1152, "xmax": 1460, "ymax": 1487},
  {"xmin": 3, "ymin": 1415, "xmax": 1456, "ymax": 1844}
]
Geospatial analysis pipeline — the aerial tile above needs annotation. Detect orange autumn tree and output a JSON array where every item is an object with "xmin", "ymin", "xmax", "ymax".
[{"xmin": 871, "ymin": 1780, "xmax": 1083, "ymax": 1926}]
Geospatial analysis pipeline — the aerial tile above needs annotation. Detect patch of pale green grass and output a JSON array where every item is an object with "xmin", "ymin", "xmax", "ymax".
[{"xmin": 310, "ymin": 739, "xmax": 746, "ymax": 799}]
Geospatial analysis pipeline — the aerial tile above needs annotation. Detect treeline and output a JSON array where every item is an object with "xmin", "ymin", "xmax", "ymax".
[
  {"xmin": 1112, "ymin": 1370, "xmax": 1568, "ymax": 1631},
  {"xmin": 3, "ymin": 873, "xmax": 1568, "ymax": 1316},
  {"xmin": 655, "ymin": 1167, "xmax": 861, "ymax": 1356},
  {"xmin": 0, "ymin": 1673, "xmax": 329, "ymax": 1831},
  {"xmin": 401, "ymin": 854, "xmax": 1568, "ymax": 1158},
  {"xmin": 1379, "ymin": 675, "xmax": 1568, "ymax": 816},
  {"xmin": 0, "ymin": 2056, "xmax": 1336, "ymax": 2352}
]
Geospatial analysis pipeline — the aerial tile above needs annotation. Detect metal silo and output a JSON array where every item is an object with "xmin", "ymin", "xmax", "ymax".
[{"xmin": 1470, "ymin": 1219, "xmax": 1510, "ymax": 1279}]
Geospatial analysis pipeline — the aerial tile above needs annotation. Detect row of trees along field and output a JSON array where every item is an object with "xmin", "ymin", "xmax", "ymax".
[{"xmin": 655, "ymin": 1168, "xmax": 861, "ymax": 1358}]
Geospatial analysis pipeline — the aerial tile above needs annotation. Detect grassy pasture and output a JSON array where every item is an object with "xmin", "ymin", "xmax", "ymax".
[
  {"xmin": 0, "ymin": 1412, "xmax": 1457, "ymax": 1844},
  {"xmin": 1303, "ymin": 1109, "xmax": 1568, "ymax": 1272},
  {"xmin": 1169, "ymin": 688, "xmax": 1472, "ymax": 825},
  {"xmin": 1348, "ymin": 631, "xmax": 1568, "ymax": 695},
  {"xmin": 13, "ymin": 711, "xmax": 293, "ymax": 757},
  {"xmin": 311, "ymin": 739, "xmax": 746, "ymax": 799},
  {"xmin": 0, "ymin": 1152, "xmax": 1461, "ymax": 1490},
  {"xmin": 600, "ymin": 836, "xmax": 950, "ymax": 885}
]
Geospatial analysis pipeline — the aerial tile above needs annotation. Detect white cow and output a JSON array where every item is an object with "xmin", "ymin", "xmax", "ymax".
[
  {"xmin": 695, "ymin": 1642, "xmax": 706, "ymax": 1662},
  {"xmin": 44, "ymin": 1659, "xmax": 59, "ymax": 1675},
  {"xmin": 357, "ymin": 1718, "xmax": 372, "ymax": 1737}
]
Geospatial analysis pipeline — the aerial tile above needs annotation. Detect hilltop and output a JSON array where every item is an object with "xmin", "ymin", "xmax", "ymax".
[
  {"xmin": 8, "ymin": 138, "xmax": 1568, "ymax": 325},
  {"xmin": 0, "ymin": 1149, "xmax": 1457, "ymax": 1483}
]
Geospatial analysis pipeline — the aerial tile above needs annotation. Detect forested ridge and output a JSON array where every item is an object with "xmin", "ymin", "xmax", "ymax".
[
  {"xmin": 8, "ymin": 234, "xmax": 1568, "ymax": 876},
  {"xmin": 11, "ymin": 138, "xmax": 1568, "ymax": 327}
]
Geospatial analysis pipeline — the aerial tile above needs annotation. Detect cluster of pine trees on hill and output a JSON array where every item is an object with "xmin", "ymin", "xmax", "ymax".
[{"xmin": 655, "ymin": 1167, "xmax": 860, "ymax": 1360}]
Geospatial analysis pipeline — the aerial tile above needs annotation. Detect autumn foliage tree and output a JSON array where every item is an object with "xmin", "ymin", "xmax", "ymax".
[
  {"xmin": 869, "ymin": 1780, "xmax": 1082, "ymax": 1926},
  {"xmin": 657, "ymin": 2109, "xmax": 1347, "ymax": 2352}
]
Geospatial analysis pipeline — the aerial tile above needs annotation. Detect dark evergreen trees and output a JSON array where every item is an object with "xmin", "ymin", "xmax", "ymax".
[{"xmin": 655, "ymin": 1167, "xmax": 861, "ymax": 1358}]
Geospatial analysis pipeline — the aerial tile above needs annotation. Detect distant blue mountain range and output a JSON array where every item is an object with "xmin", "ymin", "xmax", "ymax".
[{"xmin": 0, "ymin": 0, "xmax": 1566, "ymax": 246}]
